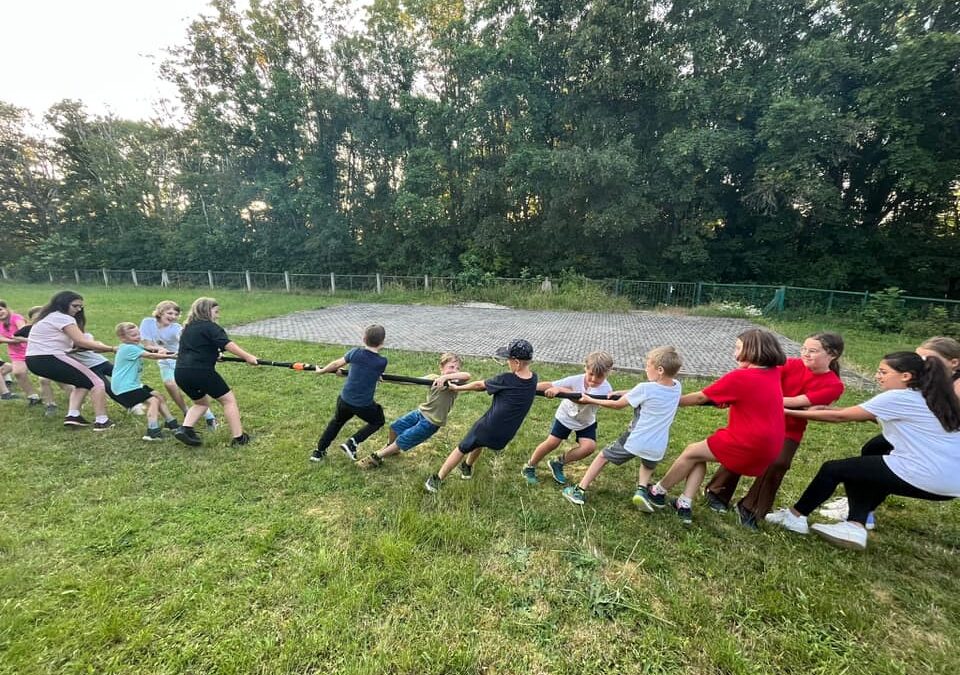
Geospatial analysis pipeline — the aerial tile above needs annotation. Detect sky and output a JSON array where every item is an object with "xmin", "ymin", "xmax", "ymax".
[{"xmin": 1, "ymin": 1, "xmax": 221, "ymax": 124}]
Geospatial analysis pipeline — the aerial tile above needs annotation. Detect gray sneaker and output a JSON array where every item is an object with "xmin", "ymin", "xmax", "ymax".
[{"xmin": 424, "ymin": 474, "xmax": 442, "ymax": 493}]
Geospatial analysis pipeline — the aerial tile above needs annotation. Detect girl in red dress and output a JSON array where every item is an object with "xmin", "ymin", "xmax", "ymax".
[{"xmin": 648, "ymin": 328, "xmax": 786, "ymax": 524}]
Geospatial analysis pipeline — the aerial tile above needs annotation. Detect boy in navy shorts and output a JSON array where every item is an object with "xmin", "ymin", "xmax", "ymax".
[
  {"xmin": 425, "ymin": 339, "xmax": 538, "ymax": 492},
  {"xmin": 311, "ymin": 324, "xmax": 388, "ymax": 462}
]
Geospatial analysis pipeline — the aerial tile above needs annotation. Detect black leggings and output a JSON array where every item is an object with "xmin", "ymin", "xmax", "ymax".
[
  {"xmin": 793, "ymin": 455, "xmax": 952, "ymax": 524},
  {"xmin": 89, "ymin": 361, "xmax": 126, "ymax": 407},
  {"xmin": 316, "ymin": 396, "xmax": 384, "ymax": 451}
]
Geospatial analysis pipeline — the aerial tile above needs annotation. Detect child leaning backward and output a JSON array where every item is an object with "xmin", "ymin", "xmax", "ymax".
[
  {"xmin": 112, "ymin": 322, "xmax": 180, "ymax": 441},
  {"xmin": 424, "ymin": 339, "xmax": 538, "ymax": 493},
  {"xmin": 311, "ymin": 324, "xmax": 388, "ymax": 462},
  {"xmin": 520, "ymin": 350, "xmax": 614, "ymax": 486},
  {"xmin": 562, "ymin": 346, "xmax": 683, "ymax": 509},
  {"xmin": 355, "ymin": 352, "xmax": 471, "ymax": 469}
]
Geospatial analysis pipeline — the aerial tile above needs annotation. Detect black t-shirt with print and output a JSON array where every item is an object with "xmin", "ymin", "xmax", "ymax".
[{"xmin": 176, "ymin": 320, "xmax": 231, "ymax": 371}]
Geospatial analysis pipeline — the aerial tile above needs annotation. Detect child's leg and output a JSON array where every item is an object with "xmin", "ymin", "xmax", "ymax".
[
  {"xmin": 351, "ymin": 403, "xmax": 385, "ymax": 445},
  {"xmin": 164, "ymin": 379, "xmax": 189, "ymax": 415},
  {"xmin": 577, "ymin": 454, "xmax": 609, "ymax": 490},
  {"xmin": 561, "ymin": 438, "xmax": 597, "ymax": 465},
  {"xmin": 316, "ymin": 397, "xmax": 353, "ymax": 451},
  {"xmin": 146, "ymin": 395, "xmax": 161, "ymax": 427},
  {"xmin": 437, "ymin": 447, "xmax": 467, "ymax": 480},
  {"xmin": 215, "ymin": 391, "xmax": 243, "ymax": 437},
  {"xmin": 464, "ymin": 447, "xmax": 483, "ymax": 467},
  {"xmin": 526, "ymin": 435, "xmax": 562, "ymax": 467},
  {"xmin": 11, "ymin": 361, "xmax": 38, "ymax": 398},
  {"xmin": 637, "ymin": 462, "xmax": 657, "ymax": 488},
  {"xmin": 183, "ymin": 396, "xmax": 211, "ymax": 427},
  {"xmin": 657, "ymin": 440, "xmax": 716, "ymax": 493},
  {"xmin": 39, "ymin": 377, "xmax": 55, "ymax": 404}
]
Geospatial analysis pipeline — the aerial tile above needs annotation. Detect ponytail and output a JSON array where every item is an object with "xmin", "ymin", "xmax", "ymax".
[
  {"xmin": 883, "ymin": 352, "xmax": 960, "ymax": 432},
  {"xmin": 808, "ymin": 332, "xmax": 844, "ymax": 376}
]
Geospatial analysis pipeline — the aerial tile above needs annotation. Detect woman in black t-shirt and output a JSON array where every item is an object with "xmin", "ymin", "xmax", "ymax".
[{"xmin": 173, "ymin": 297, "xmax": 258, "ymax": 447}]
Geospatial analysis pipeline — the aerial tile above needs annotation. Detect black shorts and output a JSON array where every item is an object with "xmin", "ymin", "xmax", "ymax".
[
  {"xmin": 26, "ymin": 354, "xmax": 103, "ymax": 390},
  {"xmin": 175, "ymin": 368, "xmax": 230, "ymax": 401},
  {"xmin": 458, "ymin": 425, "xmax": 506, "ymax": 454},
  {"xmin": 113, "ymin": 386, "xmax": 155, "ymax": 408}
]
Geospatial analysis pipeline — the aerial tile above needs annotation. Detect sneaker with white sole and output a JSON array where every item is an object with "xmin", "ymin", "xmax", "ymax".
[
  {"xmin": 340, "ymin": 438, "xmax": 358, "ymax": 461},
  {"xmin": 547, "ymin": 457, "xmax": 567, "ymax": 485},
  {"xmin": 818, "ymin": 496, "xmax": 849, "ymax": 521},
  {"xmin": 865, "ymin": 512, "xmax": 876, "ymax": 531},
  {"xmin": 810, "ymin": 521, "xmax": 868, "ymax": 550},
  {"xmin": 765, "ymin": 508, "xmax": 809, "ymax": 534},
  {"xmin": 142, "ymin": 428, "xmax": 164, "ymax": 442},
  {"xmin": 562, "ymin": 485, "xmax": 585, "ymax": 505},
  {"xmin": 63, "ymin": 414, "xmax": 91, "ymax": 427},
  {"xmin": 632, "ymin": 486, "xmax": 655, "ymax": 513},
  {"xmin": 424, "ymin": 474, "xmax": 441, "ymax": 493},
  {"xmin": 458, "ymin": 461, "xmax": 473, "ymax": 480},
  {"xmin": 92, "ymin": 419, "xmax": 115, "ymax": 431}
]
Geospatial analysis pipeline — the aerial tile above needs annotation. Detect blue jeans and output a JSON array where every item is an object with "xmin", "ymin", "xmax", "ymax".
[{"xmin": 390, "ymin": 409, "xmax": 440, "ymax": 451}]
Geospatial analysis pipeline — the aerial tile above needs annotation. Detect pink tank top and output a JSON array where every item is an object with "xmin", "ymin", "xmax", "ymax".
[{"xmin": 0, "ymin": 313, "xmax": 27, "ymax": 361}]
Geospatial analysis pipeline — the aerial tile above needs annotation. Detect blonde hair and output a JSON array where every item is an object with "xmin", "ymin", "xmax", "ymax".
[
  {"xmin": 585, "ymin": 350, "xmax": 614, "ymax": 376},
  {"xmin": 647, "ymin": 346, "xmax": 682, "ymax": 377},
  {"xmin": 153, "ymin": 300, "xmax": 181, "ymax": 320},
  {"xmin": 439, "ymin": 352, "xmax": 462, "ymax": 368},
  {"xmin": 115, "ymin": 321, "xmax": 137, "ymax": 338},
  {"xmin": 186, "ymin": 297, "xmax": 219, "ymax": 325},
  {"xmin": 27, "ymin": 305, "xmax": 42, "ymax": 321},
  {"xmin": 920, "ymin": 336, "xmax": 960, "ymax": 373}
]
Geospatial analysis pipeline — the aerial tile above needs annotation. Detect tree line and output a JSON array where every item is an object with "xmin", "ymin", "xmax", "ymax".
[{"xmin": 2, "ymin": 0, "xmax": 959, "ymax": 296}]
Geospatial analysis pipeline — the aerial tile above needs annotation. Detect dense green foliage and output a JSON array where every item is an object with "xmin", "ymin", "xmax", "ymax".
[
  {"xmin": 0, "ymin": 284, "xmax": 957, "ymax": 673},
  {"xmin": 2, "ymin": 0, "xmax": 959, "ymax": 296}
]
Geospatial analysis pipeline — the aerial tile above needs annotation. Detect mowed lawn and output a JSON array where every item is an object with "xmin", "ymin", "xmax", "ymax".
[{"xmin": 0, "ymin": 284, "xmax": 957, "ymax": 674}]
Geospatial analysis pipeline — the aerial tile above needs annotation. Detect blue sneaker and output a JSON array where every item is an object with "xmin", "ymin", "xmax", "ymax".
[
  {"xmin": 521, "ymin": 465, "xmax": 538, "ymax": 485},
  {"xmin": 547, "ymin": 457, "xmax": 567, "ymax": 485},
  {"xmin": 632, "ymin": 486, "xmax": 655, "ymax": 513},
  {"xmin": 865, "ymin": 512, "xmax": 876, "ymax": 530}
]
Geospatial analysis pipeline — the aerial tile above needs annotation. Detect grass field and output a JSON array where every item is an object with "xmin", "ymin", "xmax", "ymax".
[{"xmin": 0, "ymin": 284, "xmax": 957, "ymax": 674}]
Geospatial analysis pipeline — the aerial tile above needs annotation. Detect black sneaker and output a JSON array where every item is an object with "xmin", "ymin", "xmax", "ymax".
[
  {"xmin": 704, "ymin": 490, "xmax": 729, "ymax": 513},
  {"xmin": 459, "ymin": 461, "xmax": 473, "ymax": 480},
  {"xmin": 165, "ymin": 418, "xmax": 180, "ymax": 430},
  {"xmin": 670, "ymin": 498, "xmax": 693, "ymax": 525},
  {"xmin": 231, "ymin": 433, "xmax": 252, "ymax": 446},
  {"xmin": 63, "ymin": 414, "xmax": 91, "ymax": 427},
  {"xmin": 424, "ymin": 474, "xmax": 442, "ymax": 493},
  {"xmin": 28, "ymin": 397, "xmax": 43, "ymax": 407},
  {"xmin": 142, "ymin": 427, "xmax": 164, "ymax": 442},
  {"xmin": 736, "ymin": 502, "xmax": 759, "ymax": 530},
  {"xmin": 173, "ymin": 426, "xmax": 203, "ymax": 447},
  {"xmin": 310, "ymin": 448, "xmax": 327, "ymax": 462},
  {"xmin": 93, "ymin": 419, "xmax": 115, "ymax": 431},
  {"xmin": 0, "ymin": 392, "xmax": 20, "ymax": 400},
  {"xmin": 340, "ymin": 438, "xmax": 358, "ymax": 461},
  {"xmin": 646, "ymin": 484, "xmax": 666, "ymax": 509}
]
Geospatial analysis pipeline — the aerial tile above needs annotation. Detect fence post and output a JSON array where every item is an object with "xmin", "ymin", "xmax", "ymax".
[
  {"xmin": 0, "ymin": 267, "xmax": 7, "ymax": 280},
  {"xmin": 161, "ymin": 270, "xmax": 170, "ymax": 287},
  {"xmin": 694, "ymin": 282, "xmax": 703, "ymax": 306},
  {"xmin": 424, "ymin": 274, "xmax": 429, "ymax": 292},
  {"xmin": 208, "ymin": 271, "xmax": 214, "ymax": 289},
  {"xmin": 613, "ymin": 278, "xmax": 621, "ymax": 296},
  {"xmin": 102, "ymin": 268, "xmax": 109, "ymax": 286},
  {"xmin": 284, "ymin": 271, "xmax": 291, "ymax": 292},
  {"xmin": 131, "ymin": 269, "xmax": 138, "ymax": 286},
  {"xmin": 245, "ymin": 270, "xmax": 252, "ymax": 292},
  {"xmin": 49, "ymin": 270, "xmax": 54, "ymax": 283},
  {"xmin": 376, "ymin": 273, "xmax": 382, "ymax": 294},
  {"xmin": 862, "ymin": 291, "xmax": 870, "ymax": 309},
  {"xmin": 778, "ymin": 286, "xmax": 786, "ymax": 311},
  {"xmin": 827, "ymin": 291, "xmax": 834, "ymax": 313},
  {"xmin": 330, "ymin": 272, "xmax": 336, "ymax": 294}
]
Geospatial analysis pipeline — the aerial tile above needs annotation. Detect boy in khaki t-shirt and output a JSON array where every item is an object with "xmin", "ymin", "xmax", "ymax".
[{"xmin": 356, "ymin": 352, "xmax": 471, "ymax": 468}]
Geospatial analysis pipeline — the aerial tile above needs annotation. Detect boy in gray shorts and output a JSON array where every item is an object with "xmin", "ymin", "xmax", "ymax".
[{"xmin": 562, "ymin": 346, "xmax": 682, "ymax": 510}]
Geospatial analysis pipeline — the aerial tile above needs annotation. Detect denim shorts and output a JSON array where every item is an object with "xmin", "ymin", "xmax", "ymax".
[
  {"xmin": 390, "ymin": 409, "xmax": 440, "ymax": 451},
  {"xmin": 550, "ymin": 419, "xmax": 598, "ymax": 442}
]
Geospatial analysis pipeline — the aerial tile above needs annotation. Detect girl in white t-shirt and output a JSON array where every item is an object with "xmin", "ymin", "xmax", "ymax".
[
  {"xmin": 766, "ymin": 351, "xmax": 960, "ymax": 550},
  {"xmin": 25, "ymin": 290, "xmax": 117, "ymax": 429}
]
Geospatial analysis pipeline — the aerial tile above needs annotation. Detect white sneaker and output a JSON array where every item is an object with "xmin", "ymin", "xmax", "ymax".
[
  {"xmin": 765, "ymin": 508, "xmax": 809, "ymax": 534},
  {"xmin": 818, "ymin": 496, "xmax": 848, "ymax": 521},
  {"xmin": 128, "ymin": 404, "xmax": 146, "ymax": 416},
  {"xmin": 810, "ymin": 521, "xmax": 868, "ymax": 550}
]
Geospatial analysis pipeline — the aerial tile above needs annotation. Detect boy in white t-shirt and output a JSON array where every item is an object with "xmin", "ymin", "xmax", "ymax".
[
  {"xmin": 521, "ymin": 351, "xmax": 614, "ymax": 485},
  {"xmin": 562, "ymin": 346, "xmax": 683, "ymax": 509}
]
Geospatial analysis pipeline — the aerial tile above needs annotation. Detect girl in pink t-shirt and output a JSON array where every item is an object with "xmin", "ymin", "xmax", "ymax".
[
  {"xmin": 0, "ymin": 299, "xmax": 42, "ymax": 404},
  {"xmin": 648, "ymin": 328, "xmax": 787, "ymax": 524}
]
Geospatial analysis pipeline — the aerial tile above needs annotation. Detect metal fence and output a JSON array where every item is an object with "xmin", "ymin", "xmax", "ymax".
[{"xmin": 2, "ymin": 266, "xmax": 959, "ymax": 320}]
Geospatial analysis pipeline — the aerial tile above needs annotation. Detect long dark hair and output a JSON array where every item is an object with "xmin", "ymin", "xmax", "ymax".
[
  {"xmin": 37, "ymin": 290, "xmax": 86, "ymax": 331},
  {"xmin": 883, "ymin": 351, "xmax": 960, "ymax": 432},
  {"xmin": 808, "ymin": 332, "xmax": 845, "ymax": 376},
  {"xmin": 0, "ymin": 299, "xmax": 11, "ymax": 329}
]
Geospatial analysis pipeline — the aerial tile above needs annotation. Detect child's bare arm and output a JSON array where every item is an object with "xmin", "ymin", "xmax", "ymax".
[
  {"xmin": 224, "ymin": 341, "xmax": 258, "ymax": 365},
  {"xmin": 433, "ymin": 371, "xmax": 472, "ymax": 387},
  {"xmin": 580, "ymin": 394, "xmax": 632, "ymax": 409},
  {"xmin": 679, "ymin": 391, "xmax": 711, "ymax": 407},
  {"xmin": 449, "ymin": 380, "xmax": 486, "ymax": 392},
  {"xmin": 316, "ymin": 356, "xmax": 347, "ymax": 374}
]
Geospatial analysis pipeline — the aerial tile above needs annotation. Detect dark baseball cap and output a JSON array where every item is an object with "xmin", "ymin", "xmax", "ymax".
[{"xmin": 495, "ymin": 338, "xmax": 533, "ymax": 361}]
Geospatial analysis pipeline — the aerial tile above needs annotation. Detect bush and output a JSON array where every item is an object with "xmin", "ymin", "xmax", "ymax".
[
  {"xmin": 901, "ymin": 306, "xmax": 960, "ymax": 339},
  {"xmin": 861, "ymin": 287, "xmax": 905, "ymax": 333}
]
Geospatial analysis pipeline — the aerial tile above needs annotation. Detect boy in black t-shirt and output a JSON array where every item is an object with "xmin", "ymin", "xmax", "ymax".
[{"xmin": 425, "ymin": 339, "xmax": 538, "ymax": 492}]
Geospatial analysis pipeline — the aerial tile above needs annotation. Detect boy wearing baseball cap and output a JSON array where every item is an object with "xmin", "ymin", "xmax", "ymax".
[{"xmin": 425, "ymin": 339, "xmax": 538, "ymax": 492}]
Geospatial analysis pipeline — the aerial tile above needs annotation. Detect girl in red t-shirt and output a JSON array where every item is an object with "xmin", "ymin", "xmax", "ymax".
[
  {"xmin": 704, "ymin": 333, "xmax": 845, "ymax": 527},
  {"xmin": 648, "ymin": 328, "xmax": 786, "ymax": 524}
]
